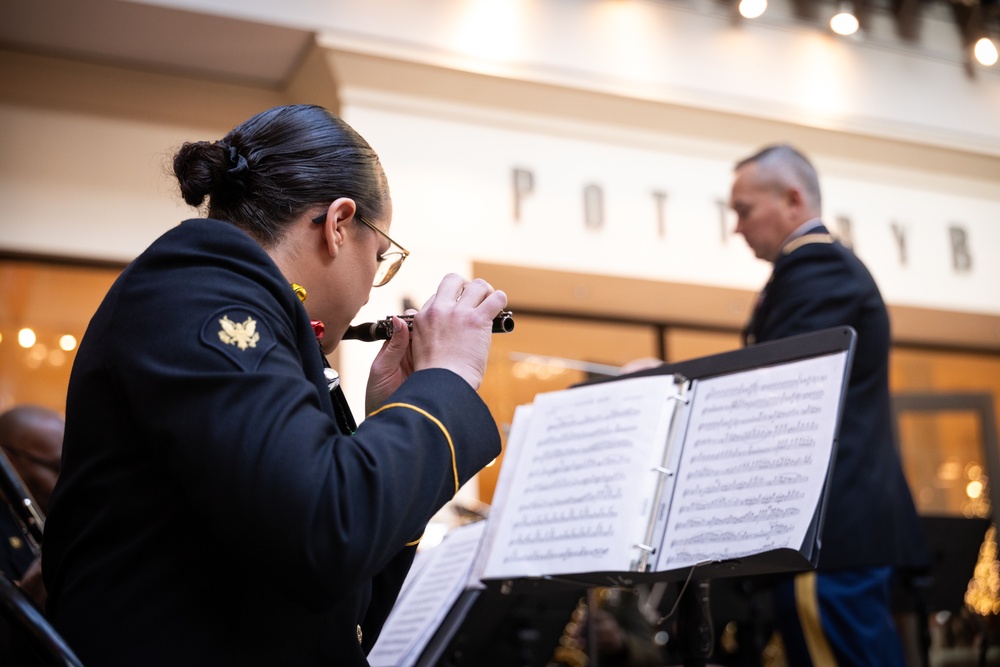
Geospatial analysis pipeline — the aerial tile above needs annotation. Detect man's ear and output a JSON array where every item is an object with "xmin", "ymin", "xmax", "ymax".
[
  {"xmin": 785, "ymin": 185, "xmax": 804, "ymax": 208},
  {"xmin": 318, "ymin": 197, "xmax": 357, "ymax": 258}
]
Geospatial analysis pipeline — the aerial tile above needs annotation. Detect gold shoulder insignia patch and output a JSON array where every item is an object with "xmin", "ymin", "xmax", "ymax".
[
  {"xmin": 218, "ymin": 315, "xmax": 260, "ymax": 350},
  {"xmin": 201, "ymin": 306, "xmax": 275, "ymax": 372}
]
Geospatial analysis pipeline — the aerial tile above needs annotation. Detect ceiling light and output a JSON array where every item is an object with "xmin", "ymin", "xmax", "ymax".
[
  {"xmin": 830, "ymin": 2, "xmax": 859, "ymax": 36},
  {"xmin": 739, "ymin": 0, "xmax": 768, "ymax": 19},
  {"xmin": 974, "ymin": 36, "xmax": 999, "ymax": 66}
]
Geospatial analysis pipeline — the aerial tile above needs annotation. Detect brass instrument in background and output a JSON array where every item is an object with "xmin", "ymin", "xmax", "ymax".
[
  {"xmin": 549, "ymin": 595, "xmax": 590, "ymax": 667},
  {"xmin": 547, "ymin": 588, "xmax": 607, "ymax": 667}
]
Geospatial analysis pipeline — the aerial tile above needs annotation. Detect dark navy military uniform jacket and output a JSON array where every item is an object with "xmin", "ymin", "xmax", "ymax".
[
  {"xmin": 43, "ymin": 218, "xmax": 501, "ymax": 666},
  {"xmin": 743, "ymin": 225, "xmax": 928, "ymax": 571}
]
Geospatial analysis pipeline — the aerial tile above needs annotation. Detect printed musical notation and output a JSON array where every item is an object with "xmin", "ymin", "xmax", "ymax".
[
  {"xmin": 368, "ymin": 521, "xmax": 486, "ymax": 667},
  {"xmin": 482, "ymin": 376, "xmax": 680, "ymax": 580},
  {"xmin": 659, "ymin": 353, "xmax": 847, "ymax": 570},
  {"xmin": 480, "ymin": 349, "xmax": 849, "ymax": 581}
]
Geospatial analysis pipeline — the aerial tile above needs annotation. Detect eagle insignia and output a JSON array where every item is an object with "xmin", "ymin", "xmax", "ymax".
[
  {"xmin": 202, "ymin": 306, "xmax": 274, "ymax": 371},
  {"xmin": 218, "ymin": 315, "xmax": 260, "ymax": 350}
]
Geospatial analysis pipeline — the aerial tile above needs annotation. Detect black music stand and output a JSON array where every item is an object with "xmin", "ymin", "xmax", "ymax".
[
  {"xmin": 415, "ymin": 584, "xmax": 582, "ymax": 667},
  {"xmin": 0, "ymin": 575, "xmax": 84, "ymax": 667},
  {"xmin": 411, "ymin": 328, "xmax": 856, "ymax": 666}
]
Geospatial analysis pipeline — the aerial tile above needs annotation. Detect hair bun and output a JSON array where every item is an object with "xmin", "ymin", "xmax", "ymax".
[{"xmin": 173, "ymin": 141, "xmax": 228, "ymax": 207}]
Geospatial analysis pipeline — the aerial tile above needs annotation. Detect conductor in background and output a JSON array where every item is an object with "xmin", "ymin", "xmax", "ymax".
[{"xmin": 729, "ymin": 144, "xmax": 929, "ymax": 665}]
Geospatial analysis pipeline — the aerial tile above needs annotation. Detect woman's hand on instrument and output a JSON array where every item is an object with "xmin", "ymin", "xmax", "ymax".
[
  {"xmin": 408, "ymin": 274, "xmax": 507, "ymax": 389},
  {"xmin": 365, "ymin": 314, "xmax": 414, "ymax": 414}
]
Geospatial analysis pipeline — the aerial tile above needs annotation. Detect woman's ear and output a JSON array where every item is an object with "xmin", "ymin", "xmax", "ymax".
[{"xmin": 319, "ymin": 197, "xmax": 357, "ymax": 258}]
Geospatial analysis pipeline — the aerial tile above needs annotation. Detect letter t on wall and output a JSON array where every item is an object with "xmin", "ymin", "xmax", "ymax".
[
  {"xmin": 891, "ymin": 222, "xmax": 908, "ymax": 266},
  {"xmin": 653, "ymin": 191, "xmax": 668, "ymax": 239}
]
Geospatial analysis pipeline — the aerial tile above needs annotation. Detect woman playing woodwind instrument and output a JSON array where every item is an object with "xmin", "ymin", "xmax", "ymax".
[{"xmin": 43, "ymin": 104, "xmax": 507, "ymax": 667}]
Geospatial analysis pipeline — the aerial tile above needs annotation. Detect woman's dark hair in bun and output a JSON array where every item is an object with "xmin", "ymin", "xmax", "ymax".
[{"xmin": 172, "ymin": 104, "xmax": 389, "ymax": 247}]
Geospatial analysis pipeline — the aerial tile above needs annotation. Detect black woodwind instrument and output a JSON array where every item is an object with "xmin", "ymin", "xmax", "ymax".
[{"xmin": 343, "ymin": 310, "xmax": 514, "ymax": 342}]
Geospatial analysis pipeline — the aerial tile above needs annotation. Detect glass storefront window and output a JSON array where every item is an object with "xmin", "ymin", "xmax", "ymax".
[{"xmin": 0, "ymin": 258, "xmax": 123, "ymax": 414}]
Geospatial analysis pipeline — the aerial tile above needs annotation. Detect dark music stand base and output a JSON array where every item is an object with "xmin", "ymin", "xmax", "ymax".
[{"xmin": 417, "ymin": 585, "xmax": 582, "ymax": 667}]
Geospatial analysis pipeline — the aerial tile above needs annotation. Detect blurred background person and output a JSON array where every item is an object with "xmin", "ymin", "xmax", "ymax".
[
  {"xmin": 0, "ymin": 403, "xmax": 63, "ymax": 607},
  {"xmin": 0, "ymin": 404, "xmax": 64, "ymax": 666}
]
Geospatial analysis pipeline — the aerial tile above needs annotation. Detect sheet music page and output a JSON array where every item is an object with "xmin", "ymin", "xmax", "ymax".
[
  {"xmin": 655, "ymin": 352, "xmax": 848, "ymax": 571},
  {"xmin": 481, "ymin": 375, "xmax": 679, "ymax": 581},
  {"xmin": 472, "ymin": 403, "xmax": 533, "ymax": 586},
  {"xmin": 368, "ymin": 521, "xmax": 486, "ymax": 667}
]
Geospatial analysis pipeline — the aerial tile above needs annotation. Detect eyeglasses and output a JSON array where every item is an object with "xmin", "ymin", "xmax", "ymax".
[{"xmin": 312, "ymin": 211, "xmax": 410, "ymax": 287}]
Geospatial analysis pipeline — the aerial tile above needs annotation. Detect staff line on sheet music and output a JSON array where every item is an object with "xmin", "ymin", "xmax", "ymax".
[
  {"xmin": 510, "ymin": 524, "xmax": 616, "ymax": 545},
  {"xmin": 680, "ymin": 473, "xmax": 808, "ymax": 497},
  {"xmin": 692, "ymin": 421, "xmax": 821, "ymax": 446},
  {"xmin": 516, "ymin": 486, "xmax": 623, "ymax": 511},
  {"xmin": 688, "ymin": 438, "xmax": 816, "ymax": 462},
  {"xmin": 503, "ymin": 545, "xmax": 612, "ymax": 564},
  {"xmin": 676, "ymin": 488, "xmax": 805, "ymax": 512},
  {"xmin": 538, "ymin": 424, "xmax": 639, "ymax": 447},
  {"xmin": 531, "ymin": 438, "xmax": 633, "ymax": 461},
  {"xmin": 663, "ymin": 541, "xmax": 792, "ymax": 567},
  {"xmin": 685, "ymin": 455, "xmax": 813, "ymax": 478},
  {"xmin": 512, "ymin": 505, "xmax": 619, "ymax": 529},
  {"xmin": 699, "ymin": 390, "xmax": 826, "ymax": 412},
  {"xmin": 527, "ymin": 455, "xmax": 632, "ymax": 477},
  {"xmin": 696, "ymin": 406, "xmax": 822, "ymax": 430},
  {"xmin": 544, "ymin": 408, "xmax": 642, "ymax": 432},
  {"xmin": 707, "ymin": 421, "xmax": 820, "ymax": 438},
  {"xmin": 670, "ymin": 523, "xmax": 795, "ymax": 547},
  {"xmin": 702, "ymin": 373, "xmax": 829, "ymax": 400},
  {"xmin": 524, "ymin": 471, "xmax": 627, "ymax": 493},
  {"xmin": 673, "ymin": 506, "xmax": 801, "ymax": 530}
]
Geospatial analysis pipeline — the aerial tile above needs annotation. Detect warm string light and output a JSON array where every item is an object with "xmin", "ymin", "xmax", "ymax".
[
  {"xmin": 18, "ymin": 328, "xmax": 36, "ymax": 348},
  {"xmin": 965, "ymin": 525, "xmax": 1000, "ymax": 615},
  {"xmin": 3, "ymin": 328, "xmax": 79, "ymax": 368}
]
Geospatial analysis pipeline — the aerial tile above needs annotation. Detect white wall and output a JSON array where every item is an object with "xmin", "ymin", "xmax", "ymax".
[
  {"xmin": 130, "ymin": 0, "xmax": 1000, "ymax": 155},
  {"xmin": 330, "ymin": 93, "xmax": 1000, "ymax": 417},
  {"xmin": 0, "ymin": 103, "xmax": 194, "ymax": 259},
  {"xmin": 0, "ymin": 50, "xmax": 288, "ymax": 260},
  {"xmin": 338, "ymin": 98, "xmax": 1000, "ymax": 314}
]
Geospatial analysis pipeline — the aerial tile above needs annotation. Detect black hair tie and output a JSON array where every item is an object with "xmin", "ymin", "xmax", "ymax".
[{"xmin": 218, "ymin": 142, "xmax": 250, "ymax": 192}]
